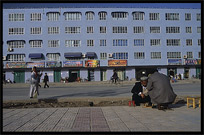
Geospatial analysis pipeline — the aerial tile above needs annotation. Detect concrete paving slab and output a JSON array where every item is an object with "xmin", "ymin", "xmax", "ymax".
[{"xmin": 3, "ymin": 105, "xmax": 201, "ymax": 132}]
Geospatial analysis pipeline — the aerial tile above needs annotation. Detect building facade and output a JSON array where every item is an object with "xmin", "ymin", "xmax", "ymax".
[{"xmin": 2, "ymin": 6, "xmax": 201, "ymax": 83}]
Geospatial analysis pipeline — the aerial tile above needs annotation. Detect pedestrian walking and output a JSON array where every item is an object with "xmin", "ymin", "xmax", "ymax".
[
  {"xmin": 146, "ymin": 69, "xmax": 177, "ymax": 110},
  {"xmin": 44, "ymin": 73, "xmax": 49, "ymax": 88},
  {"xmin": 29, "ymin": 66, "xmax": 40, "ymax": 98}
]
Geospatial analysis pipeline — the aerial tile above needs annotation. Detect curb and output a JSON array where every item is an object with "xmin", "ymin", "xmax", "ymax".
[{"xmin": 3, "ymin": 95, "xmax": 200, "ymax": 109}]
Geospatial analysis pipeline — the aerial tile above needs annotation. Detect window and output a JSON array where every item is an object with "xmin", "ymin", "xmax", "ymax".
[
  {"xmin": 86, "ymin": 12, "xmax": 94, "ymax": 20},
  {"xmin": 65, "ymin": 27, "xmax": 80, "ymax": 33},
  {"xmin": 48, "ymin": 40, "xmax": 59, "ymax": 47},
  {"xmin": 87, "ymin": 27, "xmax": 94, "ymax": 33},
  {"xmin": 7, "ymin": 54, "xmax": 25, "ymax": 61},
  {"xmin": 30, "ymin": 27, "xmax": 42, "ymax": 34},
  {"xmin": 100, "ymin": 26, "xmax": 106, "ymax": 33},
  {"xmin": 151, "ymin": 52, "xmax": 161, "ymax": 59},
  {"xmin": 64, "ymin": 12, "xmax": 81, "ymax": 20},
  {"xmin": 150, "ymin": 39, "xmax": 161, "ymax": 46},
  {"xmin": 186, "ymin": 39, "xmax": 192, "ymax": 46},
  {"xmin": 47, "ymin": 12, "xmax": 60, "ymax": 21},
  {"xmin": 167, "ymin": 39, "xmax": 180, "ymax": 46},
  {"xmin": 99, "ymin": 12, "xmax": 107, "ymax": 20},
  {"xmin": 9, "ymin": 28, "xmax": 24, "ymax": 35},
  {"xmin": 186, "ymin": 27, "xmax": 192, "ymax": 33},
  {"xmin": 198, "ymin": 52, "xmax": 201, "ymax": 58},
  {"xmin": 65, "ymin": 40, "xmax": 81, "ymax": 47},
  {"xmin": 29, "ymin": 40, "xmax": 42, "ymax": 48},
  {"xmin": 112, "ymin": 26, "xmax": 127, "ymax": 33},
  {"xmin": 134, "ymin": 52, "xmax": 145, "ymax": 59},
  {"xmin": 7, "ymin": 40, "xmax": 25, "ymax": 48},
  {"xmin": 100, "ymin": 53, "xmax": 107, "ymax": 59},
  {"xmin": 149, "ymin": 13, "xmax": 160, "ymax": 20},
  {"xmin": 187, "ymin": 52, "xmax": 193, "ymax": 59},
  {"xmin": 112, "ymin": 12, "xmax": 128, "ymax": 20},
  {"xmin": 48, "ymin": 27, "xmax": 59, "ymax": 34},
  {"xmin": 113, "ymin": 39, "xmax": 128, "ymax": 46},
  {"xmin": 100, "ymin": 39, "xmax": 106, "ymax": 46},
  {"xmin": 150, "ymin": 27, "xmax": 160, "ymax": 33},
  {"xmin": 197, "ymin": 13, "xmax": 201, "ymax": 21},
  {"xmin": 87, "ymin": 40, "xmax": 94, "ymax": 46},
  {"xmin": 133, "ymin": 26, "xmax": 144, "ymax": 33},
  {"xmin": 185, "ymin": 13, "xmax": 191, "ymax": 21},
  {"xmin": 198, "ymin": 39, "xmax": 201, "ymax": 46},
  {"xmin": 197, "ymin": 27, "xmax": 201, "ymax": 33},
  {"xmin": 9, "ymin": 13, "xmax": 24, "ymax": 21},
  {"xmin": 134, "ymin": 39, "xmax": 144, "ymax": 46},
  {"xmin": 165, "ymin": 13, "xmax": 179, "ymax": 20},
  {"xmin": 47, "ymin": 53, "xmax": 60, "ymax": 61},
  {"xmin": 167, "ymin": 52, "xmax": 181, "ymax": 59},
  {"xmin": 132, "ymin": 12, "xmax": 144, "ymax": 20},
  {"xmin": 166, "ymin": 27, "xmax": 180, "ymax": 33},
  {"xmin": 30, "ymin": 13, "xmax": 41, "ymax": 21},
  {"xmin": 113, "ymin": 52, "xmax": 128, "ymax": 59}
]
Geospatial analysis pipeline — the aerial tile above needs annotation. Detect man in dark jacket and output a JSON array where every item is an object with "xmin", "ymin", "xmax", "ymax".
[
  {"xmin": 131, "ymin": 76, "xmax": 152, "ymax": 106},
  {"xmin": 44, "ymin": 73, "xmax": 49, "ymax": 88},
  {"xmin": 112, "ymin": 70, "xmax": 118, "ymax": 83},
  {"xmin": 146, "ymin": 69, "xmax": 177, "ymax": 110}
]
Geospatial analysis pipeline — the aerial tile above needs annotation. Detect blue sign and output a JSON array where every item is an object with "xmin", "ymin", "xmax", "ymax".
[
  {"xmin": 63, "ymin": 61, "xmax": 83, "ymax": 67},
  {"xmin": 168, "ymin": 59, "xmax": 182, "ymax": 65}
]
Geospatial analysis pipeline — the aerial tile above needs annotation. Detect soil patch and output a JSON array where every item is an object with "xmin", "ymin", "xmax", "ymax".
[{"xmin": 3, "ymin": 96, "xmax": 200, "ymax": 109}]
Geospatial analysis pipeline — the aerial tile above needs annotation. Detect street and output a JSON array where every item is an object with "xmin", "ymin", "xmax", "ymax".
[{"xmin": 3, "ymin": 80, "xmax": 201, "ymax": 101}]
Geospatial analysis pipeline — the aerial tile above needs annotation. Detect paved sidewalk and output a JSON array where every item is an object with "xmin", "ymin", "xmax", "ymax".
[{"xmin": 3, "ymin": 104, "xmax": 201, "ymax": 132}]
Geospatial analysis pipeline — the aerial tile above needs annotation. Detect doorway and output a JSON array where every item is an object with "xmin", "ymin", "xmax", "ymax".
[
  {"xmin": 100, "ymin": 70, "xmax": 107, "ymax": 81},
  {"xmin": 116, "ymin": 70, "xmax": 125, "ymax": 81},
  {"xmin": 167, "ymin": 68, "xmax": 177, "ymax": 78},
  {"xmin": 184, "ymin": 68, "xmax": 189, "ymax": 79},
  {"xmin": 69, "ymin": 70, "xmax": 80, "ymax": 82}
]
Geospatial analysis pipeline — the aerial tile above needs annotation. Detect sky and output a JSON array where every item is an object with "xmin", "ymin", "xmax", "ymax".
[{"xmin": 3, "ymin": 3, "xmax": 201, "ymax": 9}]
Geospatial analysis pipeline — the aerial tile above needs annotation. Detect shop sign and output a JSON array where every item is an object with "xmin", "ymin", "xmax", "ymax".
[
  {"xmin": 108, "ymin": 60, "xmax": 127, "ymax": 67},
  {"xmin": 168, "ymin": 59, "xmax": 182, "ymax": 65},
  {"xmin": 63, "ymin": 61, "xmax": 83, "ymax": 67},
  {"xmin": 185, "ymin": 59, "xmax": 200, "ymax": 65},
  {"xmin": 197, "ymin": 59, "xmax": 201, "ymax": 65},
  {"xmin": 27, "ymin": 62, "xmax": 45, "ymax": 68},
  {"xmin": 46, "ymin": 61, "xmax": 61, "ymax": 67},
  {"xmin": 6, "ymin": 62, "xmax": 27, "ymax": 68},
  {"xmin": 85, "ymin": 60, "xmax": 100, "ymax": 67}
]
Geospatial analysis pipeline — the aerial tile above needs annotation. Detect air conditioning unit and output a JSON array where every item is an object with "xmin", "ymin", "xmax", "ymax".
[
  {"xmin": 82, "ymin": 54, "xmax": 86, "ymax": 58},
  {"xmin": 108, "ymin": 53, "xmax": 113, "ymax": 58},
  {"xmin": 7, "ymin": 48, "xmax": 13, "ymax": 52},
  {"xmin": 3, "ymin": 56, "xmax": 6, "ymax": 61},
  {"xmin": 183, "ymin": 55, "xmax": 187, "ymax": 59}
]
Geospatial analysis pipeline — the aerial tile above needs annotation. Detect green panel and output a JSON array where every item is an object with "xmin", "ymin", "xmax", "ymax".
[
  {"xmin": 54, "ymin": 70, "xmax": 61, "ymax": 82},
  {"xmin": 196, "ymin": 68, "xmax": 201, "ymax": 78},
  {"xmin": 14, "ymin": 71, "xmax": 25, "ymax": 83}
]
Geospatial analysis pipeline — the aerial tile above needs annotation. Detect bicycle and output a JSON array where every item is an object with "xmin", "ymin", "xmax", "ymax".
[{"xmin": 109, "ymin": 77, "xmax": 122, "ymax": 85}]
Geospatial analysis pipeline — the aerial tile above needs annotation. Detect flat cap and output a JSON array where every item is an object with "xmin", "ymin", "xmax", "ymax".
[{"xmin": 140, "ymin": 76, "xmax": 148, "ymax": 81}]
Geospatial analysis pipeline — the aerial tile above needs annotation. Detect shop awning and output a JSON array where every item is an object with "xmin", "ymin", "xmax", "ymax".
[
  {"xmin": 64, "ymin": 52, "xmax": 82, "ymax": 58},
  {"xmin": 86, "ymin": 52, "xmax": 96, "ymax": 58},
  {"xmin": 29, "ymin": 53, "xmax": 43, "ymax": 58}
]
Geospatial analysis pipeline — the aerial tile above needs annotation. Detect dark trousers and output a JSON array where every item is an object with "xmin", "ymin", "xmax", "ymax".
[
  {"xmin": 132, "ymin": 94, "xmax": 152, "ymax": 106},
  {"xmin": 44, "ymin": 82, "xmax": 49, "ymax": 88}
]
